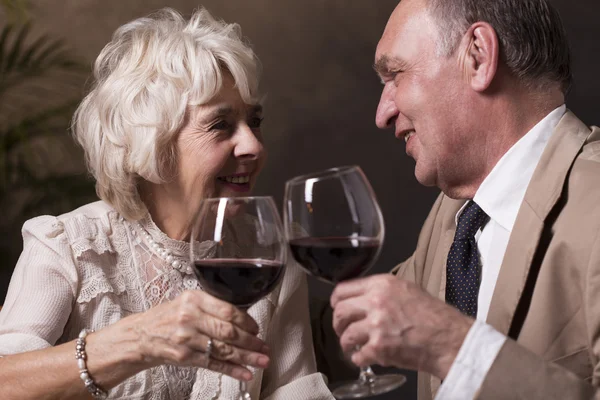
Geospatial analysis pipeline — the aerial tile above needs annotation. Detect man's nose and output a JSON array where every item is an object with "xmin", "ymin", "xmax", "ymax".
[{"xmin": 375, "ymin": 83, "xmax": 399, "ymax": 129}]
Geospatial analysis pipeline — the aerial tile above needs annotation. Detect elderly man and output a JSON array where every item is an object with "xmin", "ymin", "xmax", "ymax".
[{"xmin": 330, "ymin": 0, "xmax": 600, "ymax": 399}]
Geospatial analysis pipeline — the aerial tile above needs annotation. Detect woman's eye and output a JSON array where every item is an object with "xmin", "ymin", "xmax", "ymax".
[
  {"xmin": 210, "ymin": 120, "xmax": 231, "ymax": 131},
  {"xmin": 248, "ymin": 117, "xmax": 264, "ymax": 129}
]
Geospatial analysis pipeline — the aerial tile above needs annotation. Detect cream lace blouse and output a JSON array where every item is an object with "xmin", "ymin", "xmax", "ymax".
[{"xmin": 0, "ymin": 201, "xmax": 333, "ymax": 399}]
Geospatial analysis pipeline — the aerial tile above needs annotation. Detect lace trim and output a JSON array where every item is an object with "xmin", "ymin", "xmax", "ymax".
[
  {"xmin": 129, "ymin": 214, "xmax": 221, "ymax": 399},
  {"xmin": 63, "ymin": 213, "xmax": 115, "ymax": 258},
  {"xmin": 65, "ymin": 212, "xmax": 128, "ymax": 304},
  {"xmin": 138, "ymin": 214, "xmax": 190, "ymax": 257},
  {"xmin": 77, "ymin": 269, "xmax": 128, "ymax": 304},
  {"xmin": 190, "ymin": 369, "xmax": 221, "ymax": 399}
]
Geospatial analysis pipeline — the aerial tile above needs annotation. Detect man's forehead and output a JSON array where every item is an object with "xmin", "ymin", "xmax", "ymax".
[
  {"xmin": 389, "ymin": 0, "xmax": 426, "ymax": 25},
  {"xmin": 375, "ymin": 2, "xmax": 435, "ymax": 64}
]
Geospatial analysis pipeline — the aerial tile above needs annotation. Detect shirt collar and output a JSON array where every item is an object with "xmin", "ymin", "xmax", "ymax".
[{"xmin": 469, "ymin": 105, "xmax": 566, "ymax": 232}]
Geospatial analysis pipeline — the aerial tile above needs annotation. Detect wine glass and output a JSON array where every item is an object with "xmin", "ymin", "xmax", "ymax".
[
  {"xmin": 283, "ymin": 165, "xmax": 406, "ymax": 399},
  {"xmin": 190, "ymin": 196, "xmax": 287, "ymax": 400}
]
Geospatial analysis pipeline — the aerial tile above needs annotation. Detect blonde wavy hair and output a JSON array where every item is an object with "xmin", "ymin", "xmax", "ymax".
[{"xmin": 72, "ymin": 7, "xmax": 261, "ymax": 220}]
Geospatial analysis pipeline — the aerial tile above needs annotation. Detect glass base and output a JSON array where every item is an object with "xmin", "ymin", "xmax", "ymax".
[{"xmin": 332, "ymin": 373, "xmax": 407, "ymax": 399}]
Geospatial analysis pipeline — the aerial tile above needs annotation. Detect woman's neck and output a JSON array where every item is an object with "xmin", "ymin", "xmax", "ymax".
[{"xmin": 139, "ymin": 183, "xmax": 191, "ymax": 240}]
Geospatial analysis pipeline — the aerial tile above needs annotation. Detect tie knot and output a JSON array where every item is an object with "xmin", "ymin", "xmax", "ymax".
[{"xmin": 455, "ymin": 201, "xmax": 489, "ymax": 240}]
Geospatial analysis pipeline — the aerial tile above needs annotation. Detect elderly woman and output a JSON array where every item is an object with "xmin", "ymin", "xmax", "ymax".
[{"xmin": 0, "ymin": 8, "xmax": 333, "ymax": 400}]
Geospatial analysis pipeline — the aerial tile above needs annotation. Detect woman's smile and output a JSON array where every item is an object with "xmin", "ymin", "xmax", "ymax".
[{"xmin": 217, "ymin": 173, "xmax": 252, "ymax": 192}]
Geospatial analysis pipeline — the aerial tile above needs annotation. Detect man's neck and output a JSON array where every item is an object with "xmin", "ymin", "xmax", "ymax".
[{"xmin": 443, "ymin": 87, "xmax": 564, "ymax": 199}]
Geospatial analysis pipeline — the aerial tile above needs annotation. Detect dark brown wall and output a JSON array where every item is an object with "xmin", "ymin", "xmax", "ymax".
[{"xmin": 1, "ymin": 1, "xmax": 599, "ymax": 399}]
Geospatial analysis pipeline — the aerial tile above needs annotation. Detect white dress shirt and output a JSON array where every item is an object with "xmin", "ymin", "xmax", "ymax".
[{"xmin": 435, "ymin": 105, "xmax": 567, "ymax": 400}]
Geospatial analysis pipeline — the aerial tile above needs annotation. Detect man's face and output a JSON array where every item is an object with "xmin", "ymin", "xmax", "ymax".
[{"xmin": 375, "ymin": 0, "xmax": 474, "ymax": 192}]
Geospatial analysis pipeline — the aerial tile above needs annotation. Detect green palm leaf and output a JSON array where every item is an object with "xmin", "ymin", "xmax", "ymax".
[
  {"xmin": 0, "ymin": 18, "xmax": 89, "ymax": 195},
  {"xmin": 0, "ymin": 23, "xmax": 84, "ymax": 98},
  {"xmin": 0, "ymin": 2, "xmax": 96, "ymax": 273},
  {"xmin": 0, "ymin": 0, "xmax": 29, "ymax": 23}
]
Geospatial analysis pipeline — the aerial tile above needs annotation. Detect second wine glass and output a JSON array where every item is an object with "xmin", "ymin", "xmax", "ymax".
[{"xmin": 283, "ymin": 165, "xmax": 406, "ymax": 399}]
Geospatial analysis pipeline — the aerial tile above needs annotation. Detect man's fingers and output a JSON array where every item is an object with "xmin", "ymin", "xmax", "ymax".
[
  {"xmin": 332, "ymin": 298, "xmax": 368, "ymax": 337},
  {"xmin": 351, "ymin": 345, "xmax": 374, "ymax": 368},
  {"xmin": 331, "ymin": 278, "xmax": 369, "ymax": 308},
  {"xmin": 339, "ymin": 319, "xmax": 370, "ymax": 354},
  {"xmin": 331, "ymin": 274, "xmax": 390, "ymax": 307}
]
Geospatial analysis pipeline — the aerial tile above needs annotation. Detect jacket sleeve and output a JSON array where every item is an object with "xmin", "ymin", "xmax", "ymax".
[{"xmin": 475, "ymin": 228, "xmax": 600, "ymax": 399}]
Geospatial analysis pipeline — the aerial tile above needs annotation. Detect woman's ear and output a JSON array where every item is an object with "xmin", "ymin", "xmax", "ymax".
[{"xmin": 459, "ymin": 22, "xmax": 499, "ymax": 92}]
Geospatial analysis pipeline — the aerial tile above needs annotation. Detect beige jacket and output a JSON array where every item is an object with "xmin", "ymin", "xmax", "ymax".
[{"xmin": 396, "ymin": 111, "xmax": 600, "ymax": 399}]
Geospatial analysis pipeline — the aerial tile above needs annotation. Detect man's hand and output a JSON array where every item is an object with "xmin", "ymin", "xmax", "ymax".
[{"xmin": 331, "ymin": 274, "xmax": 474, "ymax": 379}]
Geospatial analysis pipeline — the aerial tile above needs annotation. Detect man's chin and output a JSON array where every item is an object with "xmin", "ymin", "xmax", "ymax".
[{"xmin": 414, "ymin": 169, "xmax": 437, "ymax": 188}]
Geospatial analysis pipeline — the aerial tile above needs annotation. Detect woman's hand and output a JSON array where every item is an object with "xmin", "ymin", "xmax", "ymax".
[{"xmin": 94, "ymin": 290, "xmax": 269, "ymax": 381}]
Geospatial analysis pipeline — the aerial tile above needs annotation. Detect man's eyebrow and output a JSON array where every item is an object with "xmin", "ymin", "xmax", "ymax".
[{"xmin": 373, "ymin": 55, "xmax": 407, "ymax": 76}]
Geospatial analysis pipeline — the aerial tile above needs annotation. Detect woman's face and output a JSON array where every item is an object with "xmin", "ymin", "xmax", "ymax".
[{"xmin": 174, "ymin": 76, "xmax": 265, "ymax": 204}]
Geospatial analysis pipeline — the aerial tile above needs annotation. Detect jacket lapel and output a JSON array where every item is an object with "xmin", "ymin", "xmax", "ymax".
[
  {"xmin": 485, "ymin": 111, "xmax": 592, "ymax": 335},
  {"xmin": 422, "ymin": 197, "xmax": 466, "ymax": 300},
  {"xmin": 429, "ymin": 198, "xmax": 465, "ymax": 397}
]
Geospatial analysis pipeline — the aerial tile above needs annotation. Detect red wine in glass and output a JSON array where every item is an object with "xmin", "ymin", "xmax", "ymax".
[
  {"xmin": 194, "ymin": 258, "xmax": 284, "ymax": 309},
  {"xmin": 288, "ymin": 237, "xmax": 380, "ymax": 284},
  {"xmin": 284, "ymin": 166, "xmax": 406, "ymax": 399}
]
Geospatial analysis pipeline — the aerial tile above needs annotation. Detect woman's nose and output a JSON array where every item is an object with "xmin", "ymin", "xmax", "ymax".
[{"xmin": 234, "ymin": 125, "xmax": 264, "ymax": 160}]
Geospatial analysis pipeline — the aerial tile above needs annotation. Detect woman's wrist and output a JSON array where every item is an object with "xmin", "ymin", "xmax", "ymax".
[
  {"xmin": 76, "ymin": 329, "xmax": 108, "ymax": 399},
  {"xmin": 83, "ymin": 323, "xmax": 150, "ymax": 391}
]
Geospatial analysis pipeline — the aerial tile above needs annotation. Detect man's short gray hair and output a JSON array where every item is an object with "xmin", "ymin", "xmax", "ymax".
[
  {"xmin": 72, "ymin": 7, "xmax": 261, "ymax": 220},
  {"xmin": 426, "ymin": 0, "xmax": 572, "ymax": 94}
]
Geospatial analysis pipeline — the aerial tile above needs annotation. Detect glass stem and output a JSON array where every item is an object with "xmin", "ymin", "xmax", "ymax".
[
  {"xmin": 239, "ymin": 379, "xmax": 251, "ymax": 400},
  {"xmin": 358, "ymin": 365, "xmax": 377, "ymax": 387}
]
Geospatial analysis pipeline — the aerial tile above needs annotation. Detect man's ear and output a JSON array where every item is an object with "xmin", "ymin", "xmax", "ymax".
[{"xmin": 459, "ymin": 22, "xmax": 499, "ymax": 92}]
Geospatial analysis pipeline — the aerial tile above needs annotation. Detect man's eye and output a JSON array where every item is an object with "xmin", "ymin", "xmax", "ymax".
[
  {"xmin": 248, "ymin": 117, "xmax": 264, "ymax": 129},
  {"xmin": 391, "ymin": 71, "xmax": 404, "ymax": 86},
  {"xmin": 380, "ymin": 71, "xmax": 400, "ymax": 85}
]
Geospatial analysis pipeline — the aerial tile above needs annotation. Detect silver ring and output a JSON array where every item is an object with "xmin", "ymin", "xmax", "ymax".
[{"xmin": 204, "ymin": 338, "xmax": 213, "ymax": 368}]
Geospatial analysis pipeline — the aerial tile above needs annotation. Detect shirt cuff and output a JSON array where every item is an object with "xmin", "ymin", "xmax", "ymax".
[{"xmin": 434, "ymin": 320, "xmax": 506, "ymax": 400}]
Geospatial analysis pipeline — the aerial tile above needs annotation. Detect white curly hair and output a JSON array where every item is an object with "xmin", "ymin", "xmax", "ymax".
[{"xmin": 72, "ymin": 7, "xmax": 261, "ymax": 219}]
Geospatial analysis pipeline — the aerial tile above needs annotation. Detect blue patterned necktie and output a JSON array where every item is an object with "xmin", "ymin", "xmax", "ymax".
[{"xmin": 446, "ymin": 201, "xmax": 489, "ymax": 317}]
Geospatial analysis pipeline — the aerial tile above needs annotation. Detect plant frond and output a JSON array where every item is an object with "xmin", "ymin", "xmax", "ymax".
[
  {"xmin": 0, "ymin": 0, "xmax": 30, "ymax": 23},
  {"xmin": 0, "ymin": 23, "xmax": 84, "ymax": 97},
  {"xmin": 0, "ymin": 100, "xmax": 78, "ymax": 152},
  {"xmin": 3, "ymin": 22, "xmax": 30, "ymax": 72}
]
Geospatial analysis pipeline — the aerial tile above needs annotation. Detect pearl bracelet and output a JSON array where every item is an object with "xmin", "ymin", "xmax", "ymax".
[{"xmin": 75, "ymin": 329, "xmax": 108, "ymax": 399}]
